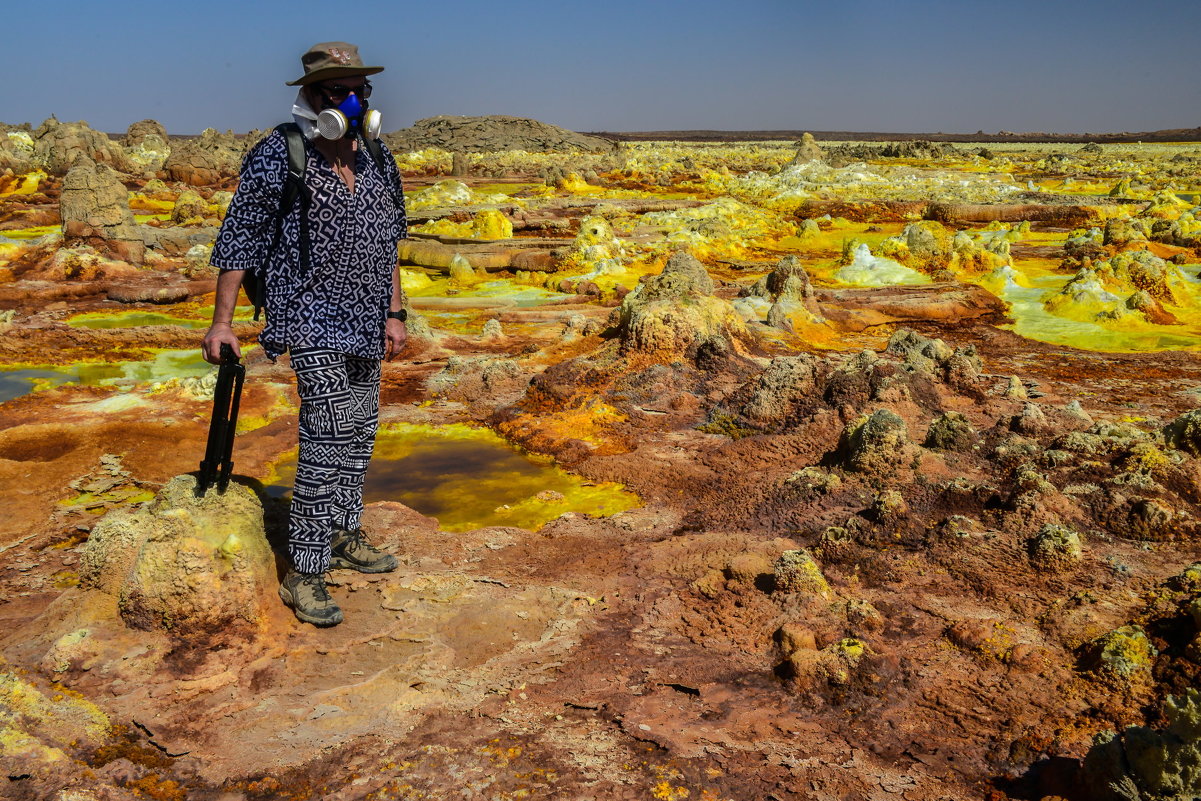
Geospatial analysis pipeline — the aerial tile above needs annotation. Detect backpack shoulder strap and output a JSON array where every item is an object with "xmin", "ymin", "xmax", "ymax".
[
  {"xmin": 271, "ymin": 122, "xmax": 312, "ymax": 274},
  {"xmin": 276, "ymin": 122, "xmax": 308, "ymax": 211},
  {"xmin": 252, "ymin": 123, "xmax": 312, "ymax": 322},
  {"xmin": 361, "ymin": 135, "xmax": 405, "ymax": 214},
  {"xmin": 361, "ymin": 134, "xmax": 387, "ymax": 175}
]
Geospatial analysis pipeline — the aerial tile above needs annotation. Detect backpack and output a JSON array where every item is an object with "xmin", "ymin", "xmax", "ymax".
[{"xmin": 242, "ymin": 122, "xmax": 405, "ymax": 321}]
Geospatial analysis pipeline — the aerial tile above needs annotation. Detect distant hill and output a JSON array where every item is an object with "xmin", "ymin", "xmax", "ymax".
[
  {"xmin": 385, "ymin": 115, "xmax": 616, "ymax": 154},
  {"xmin": 589, "ymin": 127, "xmax": 1201, "ymax": 144}
]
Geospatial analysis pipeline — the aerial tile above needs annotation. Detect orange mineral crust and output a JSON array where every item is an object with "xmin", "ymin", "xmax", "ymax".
[{"xmin": 2, "ymin": 119, "xmax": 1201, "ymax": 800}]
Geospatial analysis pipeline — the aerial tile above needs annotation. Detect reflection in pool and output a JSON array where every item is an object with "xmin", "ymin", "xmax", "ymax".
[{"xmin": 265, "ymin": 422, "xmax": 640, "ymax": 532}]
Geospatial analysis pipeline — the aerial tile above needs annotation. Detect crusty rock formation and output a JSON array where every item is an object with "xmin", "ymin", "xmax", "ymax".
[
  {"xmin": 773, "ymin": 549, "xmax": 830, "ymax": 596},
  {"xmin": 614, "ymin": 249, "xmax": 749, "ymax": 359},
  {"xmin": 1027, "ymin": 523, "xmax": 1083, "ymax": 571},
  {"xmin": 787, "ymin": 132, "xmax": 825, "ymax": 166},
  {"xmin": 1165, "ymin": 409, "xmax": 1201, "ymax": 456},
  {"xmin": 746, "ymin": 254, "xmax": 814, "ymax": 303},
  {"xmin": 32, "ymin": 116, "xmax": 129, "ymax": 175},
  {"xmin": 122, "ymin": 118, "xmax": 171, "ymax": 173},
  {"xmin": 170, "ymin": 189, "xmax": 209, "ymax": 224},
  {"xmin": 826, "ymin": 139, "xmax": 957, "ymax": 166},
  {"xmin": 1080, "ymin": 688, "xmax": 1201, "ymax": 801},
  {"xmin": 162, "ymin": 127, "xmax": 243, "ymax": 186},
  {"xmin": 924, "ymin": 411, "xmax": 979, "ymax": 451},
  {"xmin": 838, "ymin": 408, "xmax": 918, "ymax": 478},
  {"xmin": 0, "ymin": 125, "xmax": 35, "ymax": 174},
  {"xmin": 80, "ymin": 474, "xmax": 276, "ymax": 638},
  {"xmin": 737, "ymin": 355, "xmax": 824, "ymax": 430},
  {"xmin": 385, "ymin": 115, "xmax": 616, "ymax": 154},
  {"xmin": 121, "ymin": 118, "xmax": 167, "ymax": 147},
  {"xmin": 59, "ymin": 160, "xmax": 145, "ymax": 263}
]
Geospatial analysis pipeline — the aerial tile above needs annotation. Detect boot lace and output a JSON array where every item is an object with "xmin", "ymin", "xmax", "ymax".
[
  {"xmin": 341, "ymin": 528, "xmax": 381, "ymax": 556},
  {"xmin": 300, "ymin": 573, "xmax": 331, "ymax": 602}
]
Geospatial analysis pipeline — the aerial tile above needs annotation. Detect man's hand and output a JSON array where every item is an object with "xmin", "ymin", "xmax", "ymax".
[
  {"xmin": 202, "ymin": 323, "xmax": 242, "ymax": 365},
  {"xmin": 385, "ymin": 318, "xmax": 408, "ymax": 361}
]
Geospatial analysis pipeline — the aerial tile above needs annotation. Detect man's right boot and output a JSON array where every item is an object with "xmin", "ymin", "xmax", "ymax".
[{"xmin": 278, "ymin": 569, "xmax": 343, "ymax": 627}]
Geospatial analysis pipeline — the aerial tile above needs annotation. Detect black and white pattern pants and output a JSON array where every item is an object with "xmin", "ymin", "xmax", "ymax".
[{"xmin": 288, "ymin": 348, "xmax": 381, "ymax": 574}]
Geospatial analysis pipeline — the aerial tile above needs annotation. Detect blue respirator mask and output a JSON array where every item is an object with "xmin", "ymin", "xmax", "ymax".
[{"xmin": 316, "ymin": 91, "xmax": 382, "ymax": 140}]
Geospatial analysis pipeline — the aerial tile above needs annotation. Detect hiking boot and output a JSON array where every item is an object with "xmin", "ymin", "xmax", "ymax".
[
  {"xmin": 278, "ymin": 569, "xmax": 343, "ymax": 627},
  {"xmin": 329, "ymin": 527, "xmax": 398, "ymax": 573}
]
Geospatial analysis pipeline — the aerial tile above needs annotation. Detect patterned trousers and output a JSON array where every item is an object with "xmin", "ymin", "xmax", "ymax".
[{"xmin": 288, "ymin": 348, "xmax": 381, "ymax": 574}]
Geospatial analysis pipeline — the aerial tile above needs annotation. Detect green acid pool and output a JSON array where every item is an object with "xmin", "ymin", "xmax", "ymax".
[
  {"xmin": 0, "ymin": 349, "xmax": 218, "ymax": 403},
  {"xmin": 265, "ymin": 422, "xmax": 639, "ymax": 532},
  {"xmin": 67, "ymin": 311, "xmax": 211, "ymax": 329}
]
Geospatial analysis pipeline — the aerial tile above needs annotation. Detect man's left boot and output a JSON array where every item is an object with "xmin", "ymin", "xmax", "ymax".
[{"xmin": 329, "ymin": 527, "xmax": 399, "ymax": 573}]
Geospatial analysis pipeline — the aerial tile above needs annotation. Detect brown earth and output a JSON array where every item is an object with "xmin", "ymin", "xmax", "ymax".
[{"xmin": 2, "ymin": 138, "xmax": 1201, "ymax": 801}]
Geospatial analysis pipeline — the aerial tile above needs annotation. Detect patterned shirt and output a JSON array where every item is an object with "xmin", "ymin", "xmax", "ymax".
[{"xmin": 211, "ymin": 128, "xmax": 407, "ymax": 360}]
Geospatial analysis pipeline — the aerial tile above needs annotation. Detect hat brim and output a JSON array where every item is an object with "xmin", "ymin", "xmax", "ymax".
[{"xmin": 287, "ymin": 65, "xmax": 384, "ymax": 86}]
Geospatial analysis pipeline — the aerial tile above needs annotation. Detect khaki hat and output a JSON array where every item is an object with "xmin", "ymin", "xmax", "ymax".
[{"xmin": 286, "ymin": 41, "xmax": 384, "ymax": 86}]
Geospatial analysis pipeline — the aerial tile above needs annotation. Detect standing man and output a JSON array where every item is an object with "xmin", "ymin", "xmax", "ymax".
[{"xmin": 202, "ymin": 42, "xmax": 409, "ymax": 627}]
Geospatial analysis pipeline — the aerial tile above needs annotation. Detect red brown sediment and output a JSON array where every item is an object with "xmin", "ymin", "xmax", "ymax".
[{"xmin": 2, "ymin": 130, "xmax": 1201, "ymax": 801}]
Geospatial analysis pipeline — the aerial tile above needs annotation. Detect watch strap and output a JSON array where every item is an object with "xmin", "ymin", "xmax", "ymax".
[{"xmin": 386, "ymin": 309, "xmax": 408, "ymax": 322}]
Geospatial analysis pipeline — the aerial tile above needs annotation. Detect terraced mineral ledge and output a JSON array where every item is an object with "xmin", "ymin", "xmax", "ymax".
[{"xmin": 1, "ymin": 115, "xmax": 1200, "ymax": 800}]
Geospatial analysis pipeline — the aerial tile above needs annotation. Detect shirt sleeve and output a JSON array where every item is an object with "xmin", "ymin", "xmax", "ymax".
[{"xmin": 210, "ymin": 131, "xmax": 288, "ymax": 271}]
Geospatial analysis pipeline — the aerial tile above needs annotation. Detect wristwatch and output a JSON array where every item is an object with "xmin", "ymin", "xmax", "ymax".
[{"xmin": 386, "ymin": 309, "xmax": 408, "ymax": 322}]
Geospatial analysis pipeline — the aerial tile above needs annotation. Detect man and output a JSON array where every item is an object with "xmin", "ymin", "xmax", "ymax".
[{"xmin": 202, "ymin": 42, "xmax": 409, "ymax": 627}]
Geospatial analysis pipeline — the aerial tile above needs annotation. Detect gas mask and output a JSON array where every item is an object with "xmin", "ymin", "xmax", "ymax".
[{"xmin": 315, "ymin": 91, "xmax": 382, "ymax": 141}]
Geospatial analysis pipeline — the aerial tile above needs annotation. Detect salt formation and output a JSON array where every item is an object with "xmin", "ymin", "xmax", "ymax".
[
  {"xmin": 31, "ymin": 117, "xmax": 129, "ymax": 174},
  {"xmin": 0, "ymin": 126, "xmax": 36, "ymax": 173},
  {"xmin": 731, "ymin": 157, "xmax": 1023, "ymax": 210},
  {"xmin": 561, "ymin": 214, "xmax": 627, "ymax": 280},
  {"xmin": 615, "ymin": 249, "xmax": 749, "ymax": 358},
  {"xmin": 412, "ymin": 178, "xmax": 473, "ymax": 208},
  {"xmin": 640, "ymin": 196, "xmax": 787, "ymax": 258},
  {"xmin": 787, "ymin": 132, "xmax": 825, "ymax": 166},
  {"xmin": 1045, "ymin": 248, "xmax": 1199, "ymax": 325},
  {"xmin": 836, "ymin": 243, "xmax": 931, "ymax": 286},
  {"xmin": 162, "ymin": 127, "xmax": 244, "ymax": 186},
  {"xmin": 121, "ymin": 118, "xmax": 170, "ymax": 172},
  {"xmin": 738, "ymin": 255, "xmax": 827, "ymax": 332},
  {"xmin": 80, "ymin": 474, "xmax": 276, "ymax": 637},
  {"xmin": 59, "ymin": 159, "xmax": 145, "ymax": 263},
  {"xmin": 472, "ymin": 208, "xmax": 512, "ymax": 239}
]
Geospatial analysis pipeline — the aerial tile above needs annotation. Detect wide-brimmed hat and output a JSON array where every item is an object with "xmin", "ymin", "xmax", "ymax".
[{"xmin": 286, "ymin": 41, "xmax": 384, "ymax": 86}]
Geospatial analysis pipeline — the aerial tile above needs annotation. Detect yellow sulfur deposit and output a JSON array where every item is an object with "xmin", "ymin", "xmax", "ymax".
[
  {"xmin": 0, "ymin": 169, "xmax": 45, "ymax": 197},
  {"xmin": 472, "ymin": 208, "xmax": 512, "ymax": 240},
  {"xmin": 0, "ymin": 669, "xmax": 111, "ymax": 769}
]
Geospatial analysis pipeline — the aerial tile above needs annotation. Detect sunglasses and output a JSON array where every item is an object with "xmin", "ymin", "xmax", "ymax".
[{"xmin": 316, "ymin": 81, "xmax": 373, "ymax": 100}]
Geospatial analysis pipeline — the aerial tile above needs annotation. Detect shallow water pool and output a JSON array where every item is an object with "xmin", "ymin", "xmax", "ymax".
[
  {"xmin": 0, "ymin": 349, "xmax": 218, "ymax": 403},
  {"xmin": 265, "ymin": 422, "xmax": 640, "ymax": 532},
  {"xmin": 999, "ymin": 276, "xmax": 1201, "ymax": 352},
  {"xmin": 67, "ymin": 311, "xmax": 210, "ymax": 329}
]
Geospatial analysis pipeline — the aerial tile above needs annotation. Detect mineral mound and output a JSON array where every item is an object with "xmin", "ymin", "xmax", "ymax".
[
  {"xmin": 3, "ymin": 120, "xmax": 1201, "ymax": 801},
  {"xmin": 80, "ymin": 474, "xmax": 276, "ymax": 638},
  {"xmin": 385, "ymin": 114, "xmax": 616, "ymax": 153},
  {"xmin": 161, "ymin": 127, "xmax": 244, "ymax": 186}
]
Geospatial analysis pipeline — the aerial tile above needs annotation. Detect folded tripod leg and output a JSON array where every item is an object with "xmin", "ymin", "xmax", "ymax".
[{"xmin": 197, "ymin": 343, "xmax": 246, "ymax": 496}]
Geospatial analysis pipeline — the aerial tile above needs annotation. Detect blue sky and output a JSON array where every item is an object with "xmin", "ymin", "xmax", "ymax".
[{"xmin": 6, "ymin": 0, "xmax": 1198, "ymax": 135}]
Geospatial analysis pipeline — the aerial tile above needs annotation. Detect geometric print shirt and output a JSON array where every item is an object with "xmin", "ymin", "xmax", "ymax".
[{"xmin": 210, "ymin": 128, "xmax": 408, "ymax": 361}]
